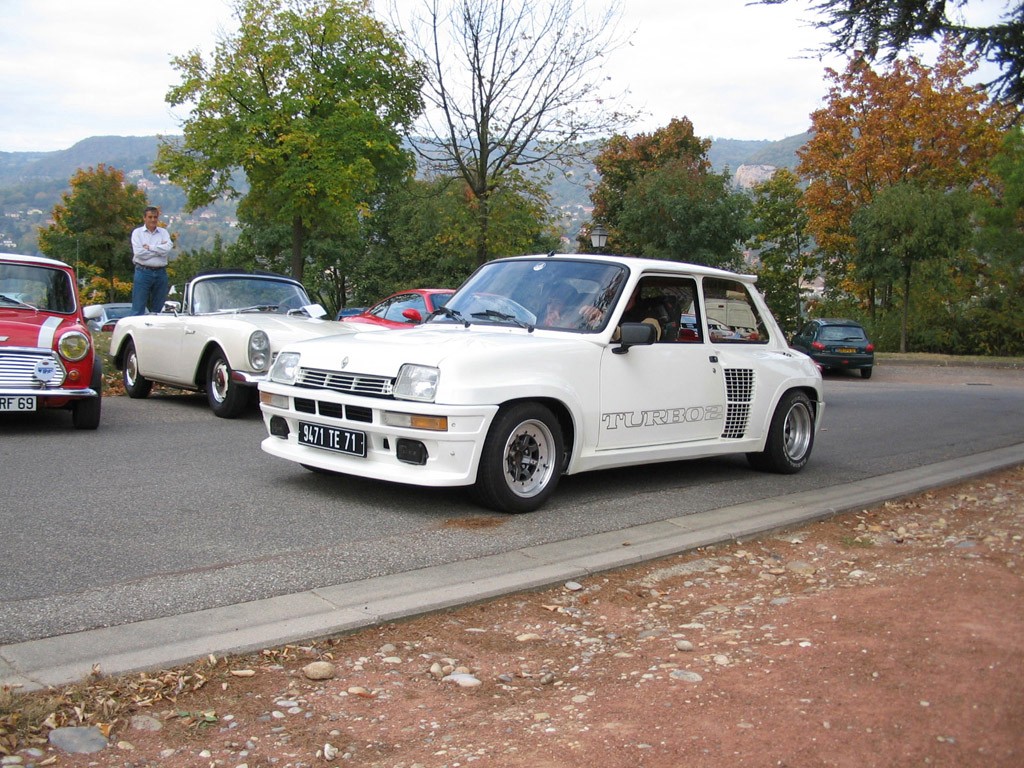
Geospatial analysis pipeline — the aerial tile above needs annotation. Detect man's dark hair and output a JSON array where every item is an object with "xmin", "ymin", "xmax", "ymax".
[{"xmin": 144, "ymin": 206, "xmax": 159, "ymax": 216}]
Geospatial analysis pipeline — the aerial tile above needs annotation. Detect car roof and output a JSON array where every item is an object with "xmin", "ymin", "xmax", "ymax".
[
  {"xmin": 498, "ymin": 253, "xmax": 758, "ymax": 284},
  {"xmin": 1, "ymin": 253, "xmax": 72, "ymax": 269}
]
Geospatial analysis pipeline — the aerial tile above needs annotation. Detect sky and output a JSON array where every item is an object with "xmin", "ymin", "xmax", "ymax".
[{"xmin": 0, "ymin": 0, "xmax": 1009, "ymax": 153}]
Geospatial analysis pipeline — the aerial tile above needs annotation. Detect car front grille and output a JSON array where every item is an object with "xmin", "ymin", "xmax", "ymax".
[
  {"xmin": 0, "ymin": 349, "xmax": 67, "ymax": 388},
  {"xmin": 296, "ymin": 367, "xmax": 395, "ymax": 398},
  {"xmin": 722, "ymin": 368, "xmax": 755, "ymax": 439}
]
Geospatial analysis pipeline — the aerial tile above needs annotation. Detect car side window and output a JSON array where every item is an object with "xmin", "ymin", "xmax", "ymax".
[
  {"xmin": 628, "ymin": 276, "xmax": 701, "ymax": 343},
  {"xmin": 699, "ymin": 278, "xmax": 769, "ymax": 343}
]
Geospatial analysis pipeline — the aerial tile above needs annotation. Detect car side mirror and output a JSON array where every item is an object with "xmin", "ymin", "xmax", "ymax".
[
  {"xmin": 402, "ymin": 308, "xmax": 423, "ymax": 323},
  {"xmin": 83, "ymin": 305, "xmax": 103, "ymax": 320},
  {"xmin": 163, "ymin": 300, "xmax": 181, "ymax": 314},
  {"xmin": 613, "ymin": 322, "xmax": 657, "ymax": 355}
]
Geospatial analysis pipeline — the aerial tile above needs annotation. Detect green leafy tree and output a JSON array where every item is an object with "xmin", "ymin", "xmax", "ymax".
[
  {"xmin": 589, "ymin": 118, "xmax": 711, "ymax": 253},
  {"xmin": 155, "ymin": 0, "xmax": 424, "ymax": 281},
  {"xmin": 352, "ymin": 173, "xmax": 558, "ymax": 304},
  {"xmin": 399, "ymin": 0, "xmax": 634, "ymax": 265},
  {"xmin": 851, "ymin": 182, "xmax": 973, "ymax": 352},
  {"xmin": 757, "ymin": 0, "xmax": 1024, "ymax": 108},
  {"xmin": 616, "ymin": 160, "xmax": 752, "ymax": 268},
  {"xmin": 969, "ymin": 127, "xmax": 1024, "ymax": 355},
  {"xmin": 37, "ymin": 164, "xmax": 149, "ymax": 302},
  {"xmin": 749, "ymin": 169, "xmax": 815, "ymax": 334}
]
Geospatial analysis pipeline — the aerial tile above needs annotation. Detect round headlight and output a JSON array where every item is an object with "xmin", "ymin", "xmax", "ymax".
[
  {"xmin": 249, "ymin": 330, "xmax": 270, "ymax": 371},
  {"xmin": 270, "ymin": 351, "xmax": 301, "ymax": 384},
  {"xmin": 58, "ymin": 331, "xmax": 91, "ymax": 362}
]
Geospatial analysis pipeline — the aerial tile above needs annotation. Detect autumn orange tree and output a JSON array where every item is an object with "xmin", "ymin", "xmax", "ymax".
[
  {"xmin": 799, "ymin": 45, "xmax": 1009, "ymax": 341},
  {"xmin": 37, "ymin": 164, "xmax": 149, "ymax": 302}
]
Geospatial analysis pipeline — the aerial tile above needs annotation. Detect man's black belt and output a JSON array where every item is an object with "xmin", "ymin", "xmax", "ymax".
[{"xmin": 135, "ymin": 264, "xmax": 166, "ymax": 270}]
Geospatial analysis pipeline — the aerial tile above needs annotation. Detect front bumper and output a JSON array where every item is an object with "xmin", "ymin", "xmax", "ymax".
[
  {"xmin": 0, "ymin": 387, "xmax": 98, "ymax": 398},
  {"xmin": 258, "ymin": 381, "xmax": 499, "ymax": 487}
]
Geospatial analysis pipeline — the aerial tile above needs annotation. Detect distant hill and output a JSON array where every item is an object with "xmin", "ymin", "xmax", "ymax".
[{"xmin": 0, "ymin": 133, "xmax": 807, "ymax": 255}]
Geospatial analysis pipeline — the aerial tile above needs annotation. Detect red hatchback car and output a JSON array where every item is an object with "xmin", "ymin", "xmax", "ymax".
[
  {"xmin": 0, "ymin": 253, "xmax": 103, "ymax": 429},
  {"xmin": 342, "ymin": 288, "xmax": 455, "ymax": 329}
]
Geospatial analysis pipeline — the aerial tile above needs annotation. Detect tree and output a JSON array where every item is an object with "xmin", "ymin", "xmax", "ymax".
[
  {"xmin": 155, "ymin": 0, "xmax": 424, "ymax": 281},
  {"xmin": 969, "ymin": 127, "xmax": 1024, "ymax": 355},
  {"xmin": 589, "ymin": 117, "xmax": 711, "ymax": 252},
  {"xmin": 749, "ymin": 169, "xmax": 815, "ymax": 333},
  {"xmin": 352, "ymin": 173, "xmax": 559, "ymax": 305},
  {"xmin": 397, "ymin": 0, "xmax": 634, "ymax": 265},
  {"xmin": 798, "ymin": 46, "xmax": 1008, "ymax": 308},
  {"xmin": 615, "ymin": 160, "xmax": 752, "ymax": 268},
  {"xmin": 851, "ymin": 182, "xmax": 973, "ymax": 352},
  {"xmin": 37, "ymin": 164, "xmax": 149, "ymax": 302},
  {"xmin": 757, "ymin": 0, "xmax": 1024, "ymax": 110}
]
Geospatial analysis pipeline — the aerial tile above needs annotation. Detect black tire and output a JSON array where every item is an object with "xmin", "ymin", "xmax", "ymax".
[
  {"xmin": 861, "ymin": 366, "xmax": 873, "ymax": 379},
  {"xmin": 72, "ymin": 357, "xmax": 102, "ymax": 430},
  {"xmin": 472, "ymin": 403, "xmax": 563, "ymax": 514},
  {"xmin": 747, "ymin": 390, "xmax": 815, "ymax": 474},
  {"xmin": 122, "ymin": 339, "xmax": 153, "ymax": 399},
  {"xmin": 205, "ymin": 348, "xmax": 248, "ymax": 418}
]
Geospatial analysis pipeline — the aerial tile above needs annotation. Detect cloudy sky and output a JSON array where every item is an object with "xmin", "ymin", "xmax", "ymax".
[{"xmin": 0, "ymin": 0, "xmax": 1007, "ymax": 153}]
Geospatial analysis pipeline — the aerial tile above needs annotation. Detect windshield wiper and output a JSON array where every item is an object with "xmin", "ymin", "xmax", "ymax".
[
  {"xmin": 236, "ymin": 304, "xmax": 280, "ymax": 313},
  {"xmin": 0, "ymin": 293, "xmax": 38, "ymax": 310},
  {"xmin": 430, "ymin": 305, "xmax": 470, "ymax": 327},
  {"xmin": 471, "ymin": 309, "xmax": 534, "ymax": 331}
]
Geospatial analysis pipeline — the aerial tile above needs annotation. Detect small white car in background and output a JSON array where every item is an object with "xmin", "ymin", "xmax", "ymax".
[
  {"xmin": 258, "ymin": 254, "xmax": 825, "ymax": 512},
  {"xmin": 110, "ymin": 270, "xmax": 364, "ymax": 418}
]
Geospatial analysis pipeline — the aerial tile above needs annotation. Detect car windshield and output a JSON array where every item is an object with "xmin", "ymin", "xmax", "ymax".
[
  {"xmin": 190, "ymin": 276, "xmax": 312, "ymax": 315},
  {"xmin": 0, "ymin": 262, "xmax": 76, "ymax": 313},
  {"xmin": 432, "ymin": 259, "xmax": 628, "ymax": 331}
]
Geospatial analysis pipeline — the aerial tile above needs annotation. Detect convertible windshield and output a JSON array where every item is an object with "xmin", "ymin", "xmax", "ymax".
[
  {"xmin": 0, "ymin": 263, "xmax": 76, "ymax": 313},
  {"xmin": 433, "ymin": 259, "xmax": 628, "ymax": 331},
  {"xmin": 190, "ymin": 276, "xmax": 312, "ymax": 315}
]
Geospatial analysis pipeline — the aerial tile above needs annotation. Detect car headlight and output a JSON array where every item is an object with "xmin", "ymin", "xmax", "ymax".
[
  {"xmin": 248, "ymin": 330, "xmax": 270, "ymax": 371},
  {"xmin": 57, "ymin": 331, "xmax": 91, "ymax": 362},
  {"xmin": 269, "ymin": 351, "xmax": 301, "ymax": 384},
  {"xmin": 394, "ymin": 364, "xmax": 439, "ymax": 402}
]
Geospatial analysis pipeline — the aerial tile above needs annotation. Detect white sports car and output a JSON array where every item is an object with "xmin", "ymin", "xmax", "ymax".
[
  {"xmin": 110, "ymin": 270, "xmax": 364, "ymax": 418},
  {"xmin": 258, "ymin": 254, "xmax": 825, "ymax": 512}
]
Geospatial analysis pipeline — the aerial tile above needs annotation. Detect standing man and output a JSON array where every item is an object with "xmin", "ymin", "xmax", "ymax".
[{"xmin": 130, "ymin": 206, "xmax": 173, "ymax": 315}]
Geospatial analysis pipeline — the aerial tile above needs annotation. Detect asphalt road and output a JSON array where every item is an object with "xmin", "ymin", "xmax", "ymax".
[{"xmin": 2, "ymin": 363, "xmax": 1023, "ymax": 646}]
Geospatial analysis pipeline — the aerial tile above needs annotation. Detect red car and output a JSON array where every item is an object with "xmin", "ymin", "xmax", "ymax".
[
  {"xmin": 0, "ymin": 253, "xmax": 102, "ymax": 429},
  {"xmin": 342, "ymin": 288, "xmax": 455, "ymax": 329}
]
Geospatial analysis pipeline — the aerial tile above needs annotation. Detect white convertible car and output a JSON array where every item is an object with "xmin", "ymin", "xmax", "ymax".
[
  {"xmin": 258, "ymin": 254, "xmax": 825, "ymax": 512},
  {"xmin": 110, "ymin": 270, "xmax": 363, "ymax": 418}
]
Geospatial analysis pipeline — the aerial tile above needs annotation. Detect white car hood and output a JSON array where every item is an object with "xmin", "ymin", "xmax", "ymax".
[{"xmin": 284, "ymin": 324, "xmax": 589, "ymax": 375}]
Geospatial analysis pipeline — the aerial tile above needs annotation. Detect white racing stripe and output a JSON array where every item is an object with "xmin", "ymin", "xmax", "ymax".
[{"xmin": 36, "ymin": 316, "xmax": 62, "ymax": 348}]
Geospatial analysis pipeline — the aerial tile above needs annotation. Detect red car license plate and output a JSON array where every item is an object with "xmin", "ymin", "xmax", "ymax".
[
  {"xmin": 0, "ymin": 396, "xmax": 36, "ymax": 412},
  {"xmin": 298, "ymin": 421, "xmax": 366, "ymax": 457}
]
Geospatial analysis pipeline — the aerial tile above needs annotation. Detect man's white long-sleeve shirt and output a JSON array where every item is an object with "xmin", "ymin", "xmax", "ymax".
[{"xmin": 131, "ymin": 225, "xmax": 173, "ymax": 268}]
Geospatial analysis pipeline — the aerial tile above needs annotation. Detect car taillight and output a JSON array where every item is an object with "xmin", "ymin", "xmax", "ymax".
[{"xmin": 811, "ymin": 341, "xmax": 826, "ymax": 351}]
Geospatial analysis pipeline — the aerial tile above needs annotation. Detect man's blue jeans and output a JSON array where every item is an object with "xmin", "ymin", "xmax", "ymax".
[{"xmin": 131, "ymin": 266, "xmax": 169, "ymax": 315}]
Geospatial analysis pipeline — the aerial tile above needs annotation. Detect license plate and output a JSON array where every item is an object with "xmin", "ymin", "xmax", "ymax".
[
  {"xmin": 836, "ymin": 347, "xmax": 857, "ymax": 354},
  {"xmin": 0, "ymin": 396, "xmax": 36, "ymax": 412},
  {"xmin": 298, "ymin": 421, "xmax": 366, "ymax": 457}
]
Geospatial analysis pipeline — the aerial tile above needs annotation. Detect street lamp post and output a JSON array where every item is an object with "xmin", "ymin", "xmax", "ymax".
[{"xmin": 590, "ymin": 223, "xmax": 608, "ymax": 252}]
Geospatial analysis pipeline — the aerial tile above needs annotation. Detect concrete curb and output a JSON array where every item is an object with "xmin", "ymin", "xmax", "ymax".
[{"xmin": 3, "ymin": 443, "xmax": 1023, "ymax": 691}]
